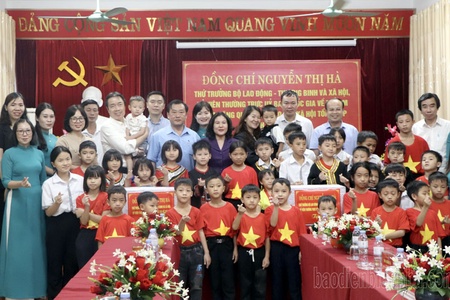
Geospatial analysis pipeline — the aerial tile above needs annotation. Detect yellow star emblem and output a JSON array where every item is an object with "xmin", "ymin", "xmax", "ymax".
[
  {"xmin": 403, "ymin": 155, "xmax": 420, "ymax": 174},
  {"xmin": 242, "ymin": 226, "xmax": 261, "ymax": 247},
  {"xmin": 95, "ymin": 54, "xmax": 127, "ymax": 86},
  {"xmin": 381, "ymin": 223, "xmax": 396, "ymax": 237},
  {"xmin": 214, "ymin": 220, "xmax": 230, "ymax": 236},
  {"xmin": 231, "ymin": 182, "xmax": 241, "ymax": 199},
  {"xmin": 105, "ymin": 228, "xmax": 125, "ymax": 240},
  {"xmin": 181, "ymin": 225, "xmax": 196, "ymax": 243},
  {"xmin": 437, "ymin": 210, "xmax": 446, "ymax": 230},
  {"xmin": 278, "ymin": 222, "xmax": 294, "ymax": 243},
  {"xmin": 357, "ymin": 203, "xmax": 370, "ymax": 217},
  {"xmin": 420, "ymin": 224, "xmax": 435, "ymax": 244}
]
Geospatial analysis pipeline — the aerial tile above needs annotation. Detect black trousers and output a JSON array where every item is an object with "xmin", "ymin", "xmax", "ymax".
[
  {"xmin": 237, "ymin": 246, "xmax": 267, "ymax": 300},
  {"xmin": 46, "ymin": 212, "xmax": 80, "ymax": 300},
  {"xmin": 179, "ymin": 243, "xmax": 204, "ymax": 300},
  {"xmin": 206, "ymin": 236, "xmax": 235, "ymax": 300},
  {"xmin": 270, "ymin": 241, "xmax": 302, "ymax": 300},
  {"xmin": 75, "ymin": 228, "xmax": 98, "ymax": 268}
]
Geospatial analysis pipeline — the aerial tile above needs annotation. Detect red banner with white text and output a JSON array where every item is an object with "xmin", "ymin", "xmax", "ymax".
[
  {"xmin": 7, "ymin": 10, "xmax": 414, "ymax": 39},
  {"xmin": 183, "ymin": 60, "xmax": 361, "ymax": 130}
]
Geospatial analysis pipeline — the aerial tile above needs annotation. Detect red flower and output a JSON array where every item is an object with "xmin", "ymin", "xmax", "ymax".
[
  {"xmin": 90, "ymin": 285, "xmax": 103, "ymax": 294},
  {"xmin": 136, "ymin": 256, "xmax": 146, "ymax": 269},
  {"xmin": 148, "ymin": 212, "xmax": 157, "ymax": 219},
  {"xmin": 140, "ymin": 278, "xmax": 153, "ymax": 290},
  {"xmin": 401, "ymin": 267, "xmax": 416, "ymax": 280},
  {"xmin": 155, "ymin": 261, "xmax": 169, "ymax": 272},
  {"xmin": 153, "ymin": 271, "xmax": 167, "ymax": 286},
  {"xmin": 418, "ymin": 261, "xmax": 431, "ymax": 273},
  {"xmin": 115, "ymin": 281, "xmax": 123, "ymax": 289},
  {"xmin": 98, "ymin": 272, "xmax": 111, "ymax": 285},
  {"xmin": 136, "ymin": 269, "xmax": 149, "ymax": 281}
]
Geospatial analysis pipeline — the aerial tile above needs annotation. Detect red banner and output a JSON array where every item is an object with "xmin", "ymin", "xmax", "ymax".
[
  {"xmin": 183, "ymin": 60, "xmax": 361, "ymax": 130},
  {"xmin": 7, "ymin": 10, "xmax": 414, "ymax": 39},
  {"xmin": 126, "ymin": 187, "xmax": 175, "ymax": 221},
  {"xmin": 294, "ymin": 188, "xmax": 341, "ymax": 225}
]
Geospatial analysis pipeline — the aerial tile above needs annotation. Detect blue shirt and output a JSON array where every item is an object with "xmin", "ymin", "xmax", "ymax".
[
  {"xmin": 310, "ymin": 121, "xmax": 359, "ymax": 154},
  {"xmin": 147, "ymin": 125, "xmax": 200, "ymax": 171},
  {"xmin": 146, "ymin": 116, "xmax": 170, "ymax": 148}
]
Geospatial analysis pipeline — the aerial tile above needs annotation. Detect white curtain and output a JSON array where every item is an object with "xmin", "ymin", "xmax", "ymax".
[
  {"xmin": 409, "ymin": 0, "xmax": 450, "ymax": 119},
  {"xmin": 0, "ymin": 10, "xmax": 16, "ymax": 107}
]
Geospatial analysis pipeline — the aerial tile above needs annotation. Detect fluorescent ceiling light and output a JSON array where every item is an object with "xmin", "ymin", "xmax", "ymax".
[{"xmin": 176, "ymin": 39, "xmax": 357, "ymax": 49}]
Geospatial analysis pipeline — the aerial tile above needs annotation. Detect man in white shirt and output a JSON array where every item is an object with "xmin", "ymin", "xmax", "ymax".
[
  {"xmin": 80, "ymin": 86, "xmax": 108, "ymax": 164},
  {"xmin": 412, "ymin": 93, "xmax": 450, "ymax": 171},
  {"xmin": 276, "ymin": 90, "xmax": 314, "ymax": 148},
  {"xmin": 101, "ymin": 91, "xmax": 148, "ymax": 167},
  {"xmin": 310, "ymin": 98, "xmax": 358, "ymax": 155}
]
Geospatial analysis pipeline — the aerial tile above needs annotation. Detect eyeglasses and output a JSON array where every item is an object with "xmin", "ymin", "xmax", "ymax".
[
  {"xmin": 17, "ymin": 129, "xmax": 32, "ymax": 135},
  {"xmin": 70, "ymin": 117, "xmax": 85, "ymax": 122}
]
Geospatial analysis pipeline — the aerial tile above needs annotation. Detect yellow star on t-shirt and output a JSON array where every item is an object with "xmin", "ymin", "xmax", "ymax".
[
  {"xmin": 420, "ymin": 224, "xmax": 435, "ymax": 244},
  {"xmin": 242, "ymin": 226, "xmax": 261, "ymax": 247},
  {"xmin": 357, "ymin": 203, "xmax": 370, "ymax": 217},
  {"xmin": 403, "ymin": 155, "xmax": 420, "ymax": 174},
  {"xmin": 231, "ymin": 182, "xmax": 241, "ymax": 199},
  {"xmin": 181, "ymin": 225, "xmax": 196, "ymax": 243},
  {"xmin": 214, "ymin": 220, "xmax": 230, "ymax": 236},
  {"xmin": 437, "ymin": 210, "xmax": 446, "ymax": 230},
  {"xmin": 382, "ymin": 223, "xmax": 396, "ymax": 237},
  {"xmin": 278, "ymin": 222, "xmax": 294, "ymax": 244},
  {"xmin": 105, "ymin": 228, "xmax": 125, "ymax": 240}
]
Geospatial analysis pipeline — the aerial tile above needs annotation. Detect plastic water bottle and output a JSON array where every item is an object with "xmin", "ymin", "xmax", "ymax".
[
  {"xmin": 120, "ymin": 292, "xmax": 131, "ymax": 299},
  {"xmin": 373, "ymin": 235, "xmax": 384, "ymax": 272},
  {"xmin": 394, "ymin": 248, "xmax": 406, "ymax": 267},
  {"xmin": 358, "ymin": 230, "xmax": 369, "ymax": 268},
  {"xmin": 349, "ymin": 226, "xmax": 360, "ymax": 260},
  {"xmin": 148, "ymin": 228, "xmax": 159, "ymax": 252},
  {"xmin": 320, "ymin": 213, "xmax": 328, "ymax": 241},
  {"xmin": 194, "ymin": 264, "xmax": 203, "ymax": 287}
]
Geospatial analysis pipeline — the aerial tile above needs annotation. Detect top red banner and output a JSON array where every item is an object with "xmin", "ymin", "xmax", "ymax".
[{"xmin": 7, "ymin": 9, "xmax": 414, "ymax": 40}]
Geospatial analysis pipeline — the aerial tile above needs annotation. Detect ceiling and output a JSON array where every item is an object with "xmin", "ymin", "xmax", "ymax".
[{"xmin": 1, "ymin": 0, "xmax": 434, "ymax": 11}]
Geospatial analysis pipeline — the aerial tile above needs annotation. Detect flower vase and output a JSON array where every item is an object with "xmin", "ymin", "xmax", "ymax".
[
  {"xmin": 330, "ymin": 238, "xmax": 343, "ymax": 249},
  {"xmin": 158, "ymin": 237, "xmax": 165, "ymax": 248},
  {"xmin": 415, "ymin": 289, "xmax": 449, "ymax": 300}
]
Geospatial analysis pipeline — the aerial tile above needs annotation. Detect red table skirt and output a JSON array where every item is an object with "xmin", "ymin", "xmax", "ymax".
[
  {"xmin": 300, "ymin": 234, "xmax": 412, "ymax": 300},
  {"xmin": 55, "ymin": 237, "xmax": 180, "ymax": 300}
]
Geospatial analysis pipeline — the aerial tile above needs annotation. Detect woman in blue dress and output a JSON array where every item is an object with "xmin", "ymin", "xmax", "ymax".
[
  {"xmin": 35, "ymin": 102, "xmax": 57, "ymax": 177},
  {"xmin": 0, "ymin": 119, "xmax": 47, "ymax": 299}
]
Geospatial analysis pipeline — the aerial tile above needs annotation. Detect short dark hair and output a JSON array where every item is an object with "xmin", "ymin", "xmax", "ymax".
[
  {"xmin": 395, "ymin": 109, "xmax": 414, "ymax": 122},
  {"xmin": 132, "ymin": 158, "xmax": 155, "ymax": 177},
  {"xmin": 230, "ymin": 140, "xmax": 247, "ymax": 153},
  {"xmin": 421, "ymin": 150, "xmax": 442, "ymax": 163},
  {"xmin": 137, "ymin": 191, "xmax": 159, "ymax": 206},
  {"xmin": 349, "ymin": 162, "xmax": 370, "ymax": 177},
  {"xmin": 317, "ymin": 195, "xmax": 336, "ymax": 208},
  {"xmin": 146, "ymin": 91, "xmax": 166, "ymax": 102},
  {"xmin": 63, "ymin": 105, "xmax": 88, "ymax": 132},
  {"xmin": 272, "ymin": 178, "xmax": 291, "ymax": 192},
  {"xmin": 102, "ymin": 149, "xmax": 123, "ymax": 171},
  {"xmin": 384, "ymin": 163, "xmax": 406, "ymax": 176},
  {"xmin": 0, "ymin": 92, "xmax": 28, "ymax": 126},
  {"xmin": 255, "ymin": 137, "xmax": 273, "ymax": 149},
  {"xmin": 192, "ymin": 139, "xmax": 211, "ymax": 155},
  {"xmin": 167, "ymin": 99, "xmax": 188, "ymax": 114},
  {"xmin": 283, "ymin": 123, "xmax": 302, "ymax": 136},
  {"xmin": 107, "ymin": 185, "xmax": 127, "ymax": 199},
  {"xmin": 368, "ymin": 162, "xmax": 384, "ymax": 181},
  {"xmin": 51, "ymin": 146, "xmax": 72, "ymax": 162},
  {"xmin": 325, "ymin": 98, "xmax": 345, "ymax": 110},
  {"xmin": 129, "ymin": 95, "xmax": 145, "ymax": 105},
  {"xmin": 161, "ymin": 140, "xmax": 182, "ymax": 164},
  {"xmin": 418, "ymin": 93, "xmax": 440, "ymax": 110},
  {"xmin": 329, "ymin": 127, "xmax": 346, "ymax": 142},
  {"xmin": 318, "ymin": 134, "xmax": 336, "ymax": 146},
  {"xmin": 357, "ymin": 131, "xmax": 378, "ymax": 144},
  {"xmin": 205, "ymin": 112, "xmax": 234, "ymax": 139},
  {"xmin": 428, "ymin": 171, "xmax": 448, "ymax": 186},
  {"xmin": 262, "ymin": 105, "xmax": 278, "ymax": 115},
  {"xmin": 288, "ymin": 131, "xmax": 306, "ymax": 144},
  {"xmin": 174, "ymin": 178, "xmax": 193, "ymax": 190},
  {"xmin": 280, "ymin": 90, "xmax": 299, "ymax": 101},
  {"xmin": 105, "ymin": 91, "xmax": 126, "ymax": 108},
  {"xmin": 387, "ymin": 142, "xmax": 406, "ymax": 153},
  {"xmin": 83, "ymin": 165, "xmax": 106, "ymax": 193},
  {"xmin": 258, "ymin": 169, "xmax": 275, "ymax": 182},
  {"xmin": 406, "ymin": 180, "xmax": 428, "ymax": 200},
  {"xmin": 11, "ymin": 119, "xmax": 38, "ymax": 147},
  {"xmin": 352, "ymin": 146, "xmax": 370, "ymax": 157},
  {"xmin": 241, "ymin": 184, "xmax": 261, "ymax": 197},
  {"xmin": 205, "ymin": 174, "xmax": 225, "ymax": 186},
  {"xmin": 190, "ymin": 101, "xmax": 213, "ymax": 132},
  {"xmin": 377, "ymin": 178, "xmax": 399, "ymax": 193},
  {"xmin": 79, "ymin": 140, "xmax": 97, "ymax": 152}
]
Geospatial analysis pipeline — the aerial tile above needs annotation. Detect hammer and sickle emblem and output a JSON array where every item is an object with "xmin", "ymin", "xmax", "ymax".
[{"xmin": 52, "ymin": 57, "xmax": 88, "ymax": 87}]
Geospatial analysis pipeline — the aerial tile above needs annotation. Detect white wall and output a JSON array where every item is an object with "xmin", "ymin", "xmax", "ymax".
[
  {"xmin": 5, "ymin": 0, "xmax": 416, "ymax": 10},
  {"xmin": 414, "ymin": 0, "xmax": 440, "ymax": 12}
]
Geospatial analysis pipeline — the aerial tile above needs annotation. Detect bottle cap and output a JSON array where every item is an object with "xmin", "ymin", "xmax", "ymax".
[
  {"xmin": 397, "ymin": 248, "xmax": 404, "ymax": 253},
  {"xmin": 354, "ymin": 226, "xmax": 360, "ymax": 230},
  {"xmin": 375, "ymin": 235, "xmax": 382, "ymax": 241},
  {"xmin": 150, "ymin": 228, "xmax": 156, "ymax": 234},
  {"xmin": 360, "ymin": 230, "xmax": 366, "ymax": 234}
]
